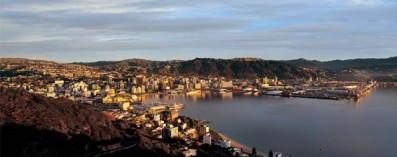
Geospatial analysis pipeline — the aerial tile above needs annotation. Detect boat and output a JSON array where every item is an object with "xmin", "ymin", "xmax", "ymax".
[{"xmin": 266, "ymin": 90, "xmax": 283, "ymax": 95}]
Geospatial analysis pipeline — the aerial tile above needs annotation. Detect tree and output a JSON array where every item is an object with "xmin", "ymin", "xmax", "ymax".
[
  {"xmin": 269, "ymin": 149, "xmax": 273, "ymax": 157},
  {"xmin": 252, "ymin": 147, "xmax": 257, "ymax": 156}
]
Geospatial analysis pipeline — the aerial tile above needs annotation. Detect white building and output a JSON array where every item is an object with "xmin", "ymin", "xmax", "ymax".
[
  {"xmin": 273, "ymin": 152, "xmax": 284, "ymax": 157},
  {"xmin": 180, "ymin": 123, "xmax": 187, "ymax": 130},
  {"xmin": 202, "ymin": 133, "xmax": 212, "ymax": 145},
  {"xmin": 144, "ymin": 123, "xmax": 152, "ymax": 128}
]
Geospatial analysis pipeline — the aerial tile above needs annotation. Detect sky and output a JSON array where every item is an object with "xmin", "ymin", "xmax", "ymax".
[{"xmin": 0, "ymin": 0, "xmax": 396, "ymax": 62}]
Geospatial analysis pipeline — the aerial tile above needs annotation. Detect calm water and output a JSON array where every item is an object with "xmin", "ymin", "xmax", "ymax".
[{"xmin": 143, "ymin": 88, "xmax": 397, "ymax": 157}]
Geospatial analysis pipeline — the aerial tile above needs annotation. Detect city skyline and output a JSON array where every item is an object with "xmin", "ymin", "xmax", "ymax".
[{"xmin": 1, "ymin": 0, "xmax": 397, "ymax": 62}]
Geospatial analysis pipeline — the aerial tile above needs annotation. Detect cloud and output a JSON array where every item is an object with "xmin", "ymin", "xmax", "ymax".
[{"xmin": 0, "ymin": 0, "xmax": 396, "ymax": 62}]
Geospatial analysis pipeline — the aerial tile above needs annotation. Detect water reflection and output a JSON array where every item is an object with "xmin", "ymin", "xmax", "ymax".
[
  {"xmin": 141, "ymin": 91, "xmax": 236, "ymax": 103},
  {"xmin": 348, "ymin": 88, "xmax": 374, "ymax": 106},
  {"xmin": 216, "ymin": 92, "xmax": 233, "ymax": 100}
]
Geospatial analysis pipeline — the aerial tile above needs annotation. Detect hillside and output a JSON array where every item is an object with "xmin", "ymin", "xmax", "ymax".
[
  {"xmin": 4, "ymin": 56, "xmax": 396, "ymax": 80},
  {"xmin": 284, "ymin": 56, "xmax": 397, "ymax": 70},
  {"xmin": 175, "ymin": 58, "xmax": 314, "ymax": 79},
  {"xmin": 0, "ymin": 87, "xmax": 125, "ymax": 156},
  {"xmin": 73, "ymin": 58, "xmax": 167, "ymax": 67},
  {"xmin": 0, "ymin": 88, "xmax": 179, "ymax": 157},
  {"xmin": 74, "ymin": 58, "xmax": 314, "ymax": 79},
  {"xmin": 0, "ymin": 58, "xmax": 58, "ymax": 64},
  {"xmin": 0, "ymin": 88, "xmax": 121, "ymax": 140},
  {"xmin": 0, "ymin": 88, "xmax": 233, "ymax": 157}
]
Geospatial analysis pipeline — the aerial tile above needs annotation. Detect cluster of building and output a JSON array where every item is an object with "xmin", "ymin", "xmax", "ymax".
[
  {"xmin": 1, "ymin": 70, "xmax": 377, "ymax": 105},
  {"xmin": 104, "ymin": 102, "xmax": 262, "ymax": 157},
  {"xmin": 1, "ymin": 59, "xmax": 380, "ymax": 157},
  {"xmin": 1, "ymin": 58, "xmax": 378, "ymax": 104},
  {"xmin": 101, "ymin": 101, "xmax": 229, "ymax": 156}
]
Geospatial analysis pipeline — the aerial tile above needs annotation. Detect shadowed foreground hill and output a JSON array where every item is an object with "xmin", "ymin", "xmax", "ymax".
[
  {"xmin": 0, "ymin": 88, "xmax": 179, "ymax": 157},
  {"xmin": 0, "ymin": 88, "xmax": 121, "ymax": 141},
  {"xmin": 0, "ymin": 88, "xmax": 234, "ymax": 157},
  {"xmin": 0, "ymin": 87, "xmax": 124, "ymax": 156}
]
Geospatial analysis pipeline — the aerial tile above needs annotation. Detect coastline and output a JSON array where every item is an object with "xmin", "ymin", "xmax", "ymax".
[{"xmin": 216, "ymin": 132, "xmax": 267, "ymax": 157}]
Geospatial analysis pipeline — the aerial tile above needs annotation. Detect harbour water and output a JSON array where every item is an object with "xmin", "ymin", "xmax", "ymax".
[{"xmin": 143, "ymin": 88, "xmax": 397, "ymax": 157}]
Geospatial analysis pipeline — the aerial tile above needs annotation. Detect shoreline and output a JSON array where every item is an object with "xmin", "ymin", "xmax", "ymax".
[{"xmin": 216, "ymin": 132, "xmax": 267, "ymax": 157}]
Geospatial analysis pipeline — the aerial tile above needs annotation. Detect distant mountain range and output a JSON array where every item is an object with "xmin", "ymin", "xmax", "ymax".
[
  {"xmin": 72, "ymin": 56, "xmax": 397, "ymax": 70},
  {"xmin": 72, "ymin": 56, "xmax": 397, "ymax": 78},
  {"xmin": 283, "ymin": 56, "xmax": 397, "ymax": 70},
  {"xmin": 2, "ymin": 56, "xmax": 396, "ymax": 79}
]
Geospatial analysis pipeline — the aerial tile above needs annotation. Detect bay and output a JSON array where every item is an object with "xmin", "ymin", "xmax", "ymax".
[{"xmin": 143, "ymin": 88, "xmax": 397, "ymax": 157}]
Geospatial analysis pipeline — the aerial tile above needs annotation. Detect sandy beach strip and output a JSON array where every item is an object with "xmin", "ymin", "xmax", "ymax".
[{"xmin": 217, "ymin": 132, "xmax": 267, "ymax": 157}]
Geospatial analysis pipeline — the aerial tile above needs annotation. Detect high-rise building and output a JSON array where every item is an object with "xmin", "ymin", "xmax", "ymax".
[
  {"xmin": 137, "ymin": 86, "xmax": 142, "ymax": 94},
  {"xmin": 203, "ymin": 133, "xmax": 212, "ymax": 145},
  {"xmin": 108, "ymin": 75, "xmax": 113, "ymax": 84},
  {"xmin": 141, "ymin": 85, "xmax": 146, "ymax": 93}
]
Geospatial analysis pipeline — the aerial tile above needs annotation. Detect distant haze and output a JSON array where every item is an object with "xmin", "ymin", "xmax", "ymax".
[{"xmin": 1, "ymin": 0, "xmax": 396, "ymax": 62}]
